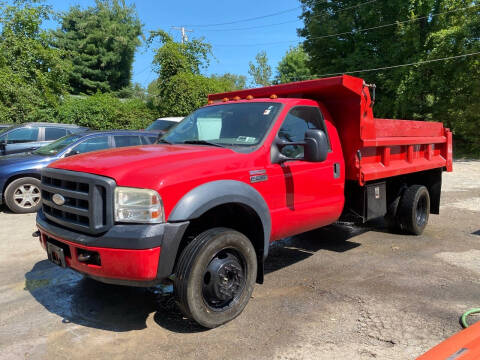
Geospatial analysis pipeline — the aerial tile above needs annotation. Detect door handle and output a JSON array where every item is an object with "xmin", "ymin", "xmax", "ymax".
[{"xmin": 333, "ymin": 163, "xmax": 341, "ymax": 179}]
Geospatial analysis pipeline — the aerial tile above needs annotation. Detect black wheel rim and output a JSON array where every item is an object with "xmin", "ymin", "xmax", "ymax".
[
  {"xmin": 202, "ymin": 249, "xmax": 246, "ymax": 312},
  {"xmin": 416, "ymin": 194, "xmax": 428, "ymax": 227}
]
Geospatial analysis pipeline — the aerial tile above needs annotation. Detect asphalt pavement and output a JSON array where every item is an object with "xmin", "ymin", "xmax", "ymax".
[{"xmin": 0, "ymin": 160, "xmax": 479, "ymax": 360}]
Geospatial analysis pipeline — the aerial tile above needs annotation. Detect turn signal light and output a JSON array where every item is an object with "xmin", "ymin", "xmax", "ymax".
[
  {"xmin": 207, "ymin": 100, "xmax": 214, "ymax": 105},
  {"xmin": 222, "ymin": 97, "xmax": 229, "ymax": 102},
  {"xmin": 246, "ymin": 95, "xmax": 254, "ymax": 100},
  {"xmin": 270, "ymin": 94, "xmax": 278, "ymax": 99},
  {"xmin": 233, "ymin": 96, "xmax": 241, "ymax": 101}
]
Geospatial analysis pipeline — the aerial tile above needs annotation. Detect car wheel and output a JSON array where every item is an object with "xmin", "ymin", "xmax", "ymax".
[
  {"xmin": 174, "ymin": 227, "xmax": 257, "ymax": 328},
  {"xmin": 4, "ymin": 177, "xmax": 42, "ymax": 213}
]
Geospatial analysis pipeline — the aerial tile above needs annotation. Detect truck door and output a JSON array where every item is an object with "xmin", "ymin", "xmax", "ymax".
[{"xmin": 268, "ymin": 106, "xmax": 344, "ymax": 240}]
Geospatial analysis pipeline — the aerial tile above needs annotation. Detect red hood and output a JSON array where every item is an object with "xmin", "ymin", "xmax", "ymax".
[{"xmin": 48, "ymin": 144, "xmax": 244, "ymax": 188}]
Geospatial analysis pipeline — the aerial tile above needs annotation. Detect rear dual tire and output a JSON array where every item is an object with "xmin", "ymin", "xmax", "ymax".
[
  {"xmin": 385, "ymin": 185, "xmax": 430, "ymax": 235},
  {"xmin": 174, "ymin": 227, "xmax": 257, "ymax": 328}
]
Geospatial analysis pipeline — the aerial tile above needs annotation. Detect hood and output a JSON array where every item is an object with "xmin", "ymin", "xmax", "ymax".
[
  {"xmin": 48, "ymin": 144, "xmax": 247, "ymax": 188},
  {"xmin": 0, "ymin": 152, "xmax": 54, "ymax": 168}
]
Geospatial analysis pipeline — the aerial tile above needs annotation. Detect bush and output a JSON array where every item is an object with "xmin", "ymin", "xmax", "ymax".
[{"xmin": 56, "ymin": 93, "xmax": 158, "ymax": 130}]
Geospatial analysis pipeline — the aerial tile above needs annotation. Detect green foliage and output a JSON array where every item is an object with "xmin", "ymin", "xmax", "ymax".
[
  {"xmin": 55, "ymin": 0, "xmax": 142, "ymax": 94},
  {"xmin": 248, "ymin": 50, "xmax": 272, "ymax": 87},
  {"xmin": 0, "ymin": 0, "xmax": 70, "ymax": 123},
  {"xmin": 299, "ymin": 0, "xmax": 480, "ymax": 156},
  {"xmin": 155, "ymin": 73, "xmax": 234, "ymax": 116},
  {"xmin": 56, "ymin": 93, "xmax": 157, "ymax": 130},
  {"xmin": 148, "ymin": 30, "xmax": 244, "ymax": 116},
  {"xmin": 148, "ymin": 30, "xmax": 212, "ymax": 81},
  {"xmin": 275, "ymin": 45, "xmax": 311, "ymax": 84},
  {"xmin": 210, "ymin": 73, "xmax": 247, "ymax": 90},
  {"xmin": 114, "ymin": 83, "xmax": 148, "ymax": 101}
]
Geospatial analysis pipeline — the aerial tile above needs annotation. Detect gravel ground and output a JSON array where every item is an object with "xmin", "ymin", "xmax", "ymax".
[{"xmin": 0, "ymin": 160, "xmax": 479, "ymax": 360}]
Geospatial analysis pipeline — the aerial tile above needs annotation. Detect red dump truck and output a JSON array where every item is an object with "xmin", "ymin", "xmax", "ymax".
[{"xmin": 36, "ymin": 75, "xmax": 452, "ymax": 328}]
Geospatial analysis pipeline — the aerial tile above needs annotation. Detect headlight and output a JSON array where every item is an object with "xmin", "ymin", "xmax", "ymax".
[{"xmin": 114, "ymin": 187, "xmax": 164, "ymax": 223}]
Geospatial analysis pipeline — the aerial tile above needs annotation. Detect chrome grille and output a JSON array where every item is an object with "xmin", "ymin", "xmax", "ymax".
[{"xmin": 40, "ymin": 168, "xmax": 115, "ymax": 234}]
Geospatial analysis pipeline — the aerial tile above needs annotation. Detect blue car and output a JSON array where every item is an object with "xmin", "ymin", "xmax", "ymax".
[{"xmin": 0, "ymin": 130, "xmax": 158, "ymax": 213}]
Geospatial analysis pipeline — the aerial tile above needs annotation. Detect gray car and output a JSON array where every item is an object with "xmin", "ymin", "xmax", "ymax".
[{"xmin": 0, "ymin": 123, "xmax": 87, "ymax": 155}]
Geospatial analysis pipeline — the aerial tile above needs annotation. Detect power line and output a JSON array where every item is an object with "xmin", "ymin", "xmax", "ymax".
[
  {"xmin": 195, "ymin": 0, "xmax": 378, "ymax": 32},
  {"xmin": 211, "ymin": 3, "xmax": 479, "ymax": 47},
  {"xmin": 177, "ymin": 5, "xmax": 302, "ymax": 28},
  {"xmin": 290, "ymin": 51, "xmax": 480, "ymax": 81}
]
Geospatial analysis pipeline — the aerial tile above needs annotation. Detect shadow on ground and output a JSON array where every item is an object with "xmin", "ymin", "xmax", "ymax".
[
  {"xmin": 25, "ymin": 221, "xmax": 376, "ymax": 333},
  {"xmin": 0, "ymin": 204, "xmax": 13, "ymax": 214}
]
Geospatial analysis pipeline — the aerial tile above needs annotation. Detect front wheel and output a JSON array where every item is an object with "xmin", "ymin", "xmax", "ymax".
[
  {"xmin": 4, "ymin": 177, "xmax": 42, "ymax": 213},
  {"xmin": 174, "ymin": 228, "xmax": 257, "ymax": 328}
]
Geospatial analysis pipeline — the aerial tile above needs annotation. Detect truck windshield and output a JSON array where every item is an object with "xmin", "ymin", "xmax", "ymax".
[
  {"xmin": 33, "ymin": 134, "xmax": 82, "ymax": 156},
  {"xmin": 163, "ymin": 102, "xmax": 282, "ymax": 147}
]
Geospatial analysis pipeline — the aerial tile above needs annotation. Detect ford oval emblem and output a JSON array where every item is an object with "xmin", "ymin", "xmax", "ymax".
[{"xmin": 52, "ymin": 193, "xmax": 65, "ymax": 206}]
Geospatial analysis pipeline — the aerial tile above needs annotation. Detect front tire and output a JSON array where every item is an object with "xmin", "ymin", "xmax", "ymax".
[
  {"xmin": 4, "ymin": 177, "xmax": 42, "ymax": 213},
  {"xmin": 174, "ymin": 228, "xmax": 257, "ymax": 328}
]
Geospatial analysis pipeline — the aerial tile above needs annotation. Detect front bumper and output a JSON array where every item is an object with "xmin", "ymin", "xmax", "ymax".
[{"xmin": 36, "ymin": 210, "xmax": 189, "ymax": 286}]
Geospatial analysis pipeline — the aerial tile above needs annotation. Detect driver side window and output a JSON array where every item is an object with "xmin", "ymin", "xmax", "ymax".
[{"xmin": 278, "ymin": 107, "xmax": 328, "ymax": 158}]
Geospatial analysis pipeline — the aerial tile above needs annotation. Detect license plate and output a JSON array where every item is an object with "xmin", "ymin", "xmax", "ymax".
[{"xmin": 47, "ymin": 242, "xmax": 66, "ymax": 268}]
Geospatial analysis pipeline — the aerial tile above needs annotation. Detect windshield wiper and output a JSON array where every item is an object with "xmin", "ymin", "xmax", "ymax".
[
  {"xmin": 183, "ymin": 140, "xmax": 224, "ymax": 148},
  {"xmin": 157, "ymin": 139, "xmax": 172, "ymax": 144}
]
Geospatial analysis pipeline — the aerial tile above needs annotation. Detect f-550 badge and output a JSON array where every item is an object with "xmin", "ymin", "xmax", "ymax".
[{"xmin": 249, "ymin": 169, "xmax": 268, "ymax": 183}]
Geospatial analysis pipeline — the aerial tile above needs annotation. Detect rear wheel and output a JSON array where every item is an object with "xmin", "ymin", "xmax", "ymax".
[
  {"xmin": 4, "ymin": 177, "xmax": 42, "ymax": 213},
  {"xmin": 174, "ymin": 227, "xmax": 257, "ymax": 328},
  {"xmin": 397, "ymin": 185, "xmax": 430, "ymax": 235}
]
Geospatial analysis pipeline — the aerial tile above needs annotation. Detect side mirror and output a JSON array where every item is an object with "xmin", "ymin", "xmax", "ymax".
[
  {"xmin": 65, "ymin": 150, "xmax": 80, "ymax": 157},
  {"xmin": 272, "ymin": 129, "xmax": 329, "ymax": 163},
  {"xmin": 304, "ymin": 129, "xmax": 329, "ymax": 162}
]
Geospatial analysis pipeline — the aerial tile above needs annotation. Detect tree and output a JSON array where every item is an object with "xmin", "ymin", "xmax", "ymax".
[
  {"xmin": 248, "ymin": 51, "xmax": 272, "ymax": 87},
  {"xmin": 156, "ymin": 73, "xmax": 234, "ymax": 116},
  {"xmin": 0, "ymin": 0, "xmax": 70, "ymax": 123},
  {"xmin": 148, "ymin": 31, "xmax": 244, "ymax": 116},
  {"xmin": 299, "ymin": 0, "xmax": 480, "ymax": 155},
  {"xmin": 148, "ymin": 30, "xmax": 212, "ymax": 82},
  {"xmin": 54, "ymin": 0, "xmax": 142, "ymax": 94},
  {"xmin": 275, "ymin": 45, "xmax": 311, "ymax": 84},
  {"xmin": 210, "ymin": 73, "xmax": 247, "ymax": 90}
]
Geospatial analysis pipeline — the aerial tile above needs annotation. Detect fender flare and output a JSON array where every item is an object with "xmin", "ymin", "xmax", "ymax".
[{"xmin": 168, "ymin": 180, "xmax": 271, "ymax": 259}]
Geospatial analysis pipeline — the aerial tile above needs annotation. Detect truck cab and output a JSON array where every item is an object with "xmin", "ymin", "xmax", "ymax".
[{"xmin": 36, "ymin": 75, "xmax": 452, "ymax": 328}]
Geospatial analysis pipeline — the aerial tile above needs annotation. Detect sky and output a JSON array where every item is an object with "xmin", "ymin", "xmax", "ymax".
[{"xmin": 45, "ymin": 0, "xmax": 304, "ymax": 88}]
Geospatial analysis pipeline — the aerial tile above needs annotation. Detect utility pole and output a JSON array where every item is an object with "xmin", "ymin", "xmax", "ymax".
[{"xmin": 171, "ymin": 26, "xmax": 194, "ymax": 44}]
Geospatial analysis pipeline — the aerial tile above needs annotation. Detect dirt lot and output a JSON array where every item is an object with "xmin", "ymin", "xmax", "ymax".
[{"xmin": 1, "ymin": 160, "xmax": 479, "ymax": 360}]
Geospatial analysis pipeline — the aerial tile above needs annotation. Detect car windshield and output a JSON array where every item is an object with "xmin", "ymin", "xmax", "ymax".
[
  {"xmin": 33, "ymin": 134, "xmax": 82, "ymax": 155},
  {"xmin": 147, "ymin": 120, "xmax": 177, "ymax": 131},
  {"xmin": 163, "ymin": 102, "xmax": 282, "ymax": 147}
]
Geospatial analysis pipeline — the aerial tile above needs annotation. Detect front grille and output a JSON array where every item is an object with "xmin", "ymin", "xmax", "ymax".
[{"xmin": 41, "ymin": 168, "xmax": 115, "ymax": 234}]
